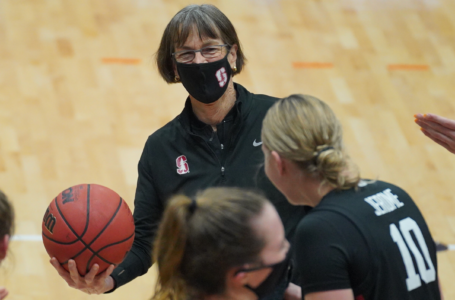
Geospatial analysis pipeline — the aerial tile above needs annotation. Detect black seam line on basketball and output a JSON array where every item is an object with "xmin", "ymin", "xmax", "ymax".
[
  {"xmin": 50, "ymin": 196, "xmax": 80, "ymax": 244},
  {"xmin": 53, "ymin": 185, "xmax": 91, "ymax": 246},
  {"xmin": 61, "ymin": 197, "xmax": 124, "ymax": 265},
  {"xmin": 41, "ymin": 197, "xmax": 78, "ymax": 245},
  {"xmin": 42, "ymin": 231, "xmax": 79, "ymax": 245},
  {"xmin": 85, "ymin": 232, "xmax": 135, "ymax": 273},
  {"xmin": 44, "ymin": 186, "xmax": 91, "ymax": 245},
  {"xmin": 55, "ymin": 194, "xmax": 93, "ymax": 251},
  {"xmin": 54, "ymin": 188, "xmax": 103, "ymax": 264},
  {"xmin": 78, "ymin": 183, "xmax": 91, "ymax": 240}
]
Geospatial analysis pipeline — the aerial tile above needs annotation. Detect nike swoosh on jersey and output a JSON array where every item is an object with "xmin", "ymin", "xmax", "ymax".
[{"xmin": 253, "ymin": 140, "xmax": 263, "ymax": 147}]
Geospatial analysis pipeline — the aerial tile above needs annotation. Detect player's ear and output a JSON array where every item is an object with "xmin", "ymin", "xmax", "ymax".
[
  {"xmin": 228, "ymin": 266, "xmax": 249, "ymax": 288},
  {"xmin": 271, "ymin": 151, "xmax": 285, "ymax": 176},
  {"xmin": 0, "ymin": 235, "xmax": 10, "ymax": 261}
]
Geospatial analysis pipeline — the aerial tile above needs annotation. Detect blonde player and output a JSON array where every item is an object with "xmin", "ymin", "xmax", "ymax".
[{"xmin": 262, "ymin": 94, "xmax": 441, "ymax": 300}]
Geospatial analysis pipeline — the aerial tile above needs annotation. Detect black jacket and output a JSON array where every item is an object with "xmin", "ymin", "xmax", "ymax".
[{"xmin": 111, "ymin": 83, "xmax": 307, "ymax": 288}]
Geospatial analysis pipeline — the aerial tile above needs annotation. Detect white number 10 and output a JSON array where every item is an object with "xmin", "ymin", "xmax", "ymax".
[{"xmin": 390, "ymin": 217, "xmax": 436, "ymax": 291}]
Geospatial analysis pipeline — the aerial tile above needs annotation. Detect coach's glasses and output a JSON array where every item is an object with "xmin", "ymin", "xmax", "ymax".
[{"xmin": 172, "ymin": 44, "xmax": 230, "ymax": 63}]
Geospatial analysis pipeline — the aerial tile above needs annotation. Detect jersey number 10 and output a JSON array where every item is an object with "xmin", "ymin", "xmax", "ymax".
[{"xmin": 390, "ymin": 217, "xmax": 436, "ymax": 291}]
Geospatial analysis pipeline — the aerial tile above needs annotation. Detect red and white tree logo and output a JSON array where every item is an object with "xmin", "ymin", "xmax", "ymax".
[
  {"xmin": 215, "ymin": 67, "xmax": 228, "ymax": 87},
  {"xmin": 176, "ymin": 155, "xmax": 189, "ymax": 175}
]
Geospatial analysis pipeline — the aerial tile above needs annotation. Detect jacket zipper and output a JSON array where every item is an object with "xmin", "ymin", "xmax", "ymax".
[{"xmin": 189, "ymin": 131, "xmax": 225, "ymax": 178}]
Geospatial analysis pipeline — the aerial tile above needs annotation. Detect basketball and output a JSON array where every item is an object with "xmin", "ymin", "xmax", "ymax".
[{"xmin": 42, "ymin": 184, "xmax": 135, "ymax": 276}]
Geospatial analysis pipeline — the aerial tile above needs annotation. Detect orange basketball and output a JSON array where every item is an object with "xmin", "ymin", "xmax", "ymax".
[{"xmin": 42, "ymin": 184, "xmax": 135, "ymax": 275}]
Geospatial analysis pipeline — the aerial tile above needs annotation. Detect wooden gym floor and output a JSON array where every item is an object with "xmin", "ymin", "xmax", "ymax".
[{"xmin": 0, "ymin": 0, "xmax": 455, "ymax": 299}]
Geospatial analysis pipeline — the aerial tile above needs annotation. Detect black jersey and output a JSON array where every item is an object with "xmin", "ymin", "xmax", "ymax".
[{"xmin": 294, "ymin": 180, "xmax": 440, "ymax": 300}]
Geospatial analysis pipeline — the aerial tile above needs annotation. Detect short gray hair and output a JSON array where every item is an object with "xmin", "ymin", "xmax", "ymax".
[{"xmin": 156, "ymin": 4, "xmax": 246, "ymax": 83}]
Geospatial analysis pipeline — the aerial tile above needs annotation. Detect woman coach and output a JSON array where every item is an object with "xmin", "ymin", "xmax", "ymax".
[{"xmin": 50, "ymin": 4, "xmax": 306, "ymax": 299}]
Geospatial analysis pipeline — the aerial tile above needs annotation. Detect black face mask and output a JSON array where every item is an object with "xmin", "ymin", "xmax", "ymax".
[
  {"xmin": 176, "ymin": 52, "xmax": 232, "ymax": 104},
  {"xmin": 237, "ymin": 250, "xmax": 292, "ymax": 299}
]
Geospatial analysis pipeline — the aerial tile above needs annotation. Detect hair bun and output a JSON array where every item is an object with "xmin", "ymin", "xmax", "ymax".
[{"xmin": 313, "ymin": 146, "xmax": 334, "ymax": 162}]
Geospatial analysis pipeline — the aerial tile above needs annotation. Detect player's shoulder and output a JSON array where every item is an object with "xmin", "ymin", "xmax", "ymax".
[
  {"xmin": 295, "ymin": 208, "xmax": 355, "ymax": 248},
  {"xmin": 297, "ymin": 207, "xmax": 341, "ymax": 233},
  {"xmin": 357, "ymin": 180, "xmax": 412, "ymax": 201},
  {"xmin": 311, "ymin": 179, "xmax": 415, "ymax": 219}
]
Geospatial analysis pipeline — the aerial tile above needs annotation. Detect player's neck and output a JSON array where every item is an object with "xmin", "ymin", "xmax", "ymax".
[
  {"xmin": 190, "ymin": 80, "xmax": 236, "ymax": 129},
  {"xmin": 294, "ymin": 174, "xmax": 335, "ymax": 207},
  {"xmin": 307, "ymin": 180, "xmax": 335, "ymax": 207}
]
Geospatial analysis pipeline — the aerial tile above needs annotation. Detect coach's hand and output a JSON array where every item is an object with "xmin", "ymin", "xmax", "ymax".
[
  {"xmin": 415, "ymin": 113, "xmax": 455, "ymax": 154},
  {"xmin": 50, "ymin": 257, "xmax": 115, "ymax": 294}
]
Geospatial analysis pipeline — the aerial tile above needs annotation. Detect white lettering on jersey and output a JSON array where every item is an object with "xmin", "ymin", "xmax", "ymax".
[
  {"xmin": 390, "ymin": 217, "xmax": 436, "ymax": 291},
  {"xmin": 364, "ymin": 188, "xmax": 404, "ymax": 216}
]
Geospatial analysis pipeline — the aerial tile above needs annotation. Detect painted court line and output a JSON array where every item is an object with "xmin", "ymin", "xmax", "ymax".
[
  {"xmin": 101, "ymin": 58, "xmax": 142, "ymax": 65},
  {"xmin": 11, "ymin": 235, "xmax": 42, "ymax": 241},
  {"xmin": 292, "ymin": 62, "xmax": 333, "ymax": 69},
  {"xmin": 387, "ymin": 64, "xmax": 429, "ymax": 71},
  {"xmin": 9, "ymin": 235, "xmax": 455, "ymax": 253},
  {"xmin": 291, "ymin": 62, "xmax": 430, "ymax": 71}
]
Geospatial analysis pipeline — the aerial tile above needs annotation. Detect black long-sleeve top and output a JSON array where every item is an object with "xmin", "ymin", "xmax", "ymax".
[{"xmin": 110, "ymin": 83, "xmax": 307, "ymax": 289}]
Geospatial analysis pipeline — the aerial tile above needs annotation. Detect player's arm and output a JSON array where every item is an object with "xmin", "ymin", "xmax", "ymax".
[
  {"xmin": 305, "ymin": 289, "xmax": 354, "ymax": 300},
  {"xmin": 294, "ymin": 215, "xmax": 358, "ymax": 300}
]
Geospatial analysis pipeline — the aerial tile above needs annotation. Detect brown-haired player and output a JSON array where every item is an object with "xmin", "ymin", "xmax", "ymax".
[
  {"xmin": 0, "ymin": 190, "xmax": 15, "ymax": 300},
  {"xmin": 153, "ymin": 188, "xmax": 291, "ymax": 300}
]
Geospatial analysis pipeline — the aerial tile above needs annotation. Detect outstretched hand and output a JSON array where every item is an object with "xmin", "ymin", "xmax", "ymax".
[
  {"xmin": 0, "ymin": 287, "xmax": 8, "ymax": 299},
  {"xmin": 415, "ymin": 113, "xmax": 455, "ymax": 154},
  {"xmin": 50, "ymin": 257, "xmax": 115, "ymax": 295}
]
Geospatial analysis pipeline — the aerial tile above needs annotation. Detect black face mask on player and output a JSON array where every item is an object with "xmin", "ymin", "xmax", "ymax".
[
  {"xmin": 236, "ymin": 250, "xmax": 292, "ymax": 299},
  {"xmin": 176, "ymin": 52, "xmax": 232, "ymax": 104}
]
